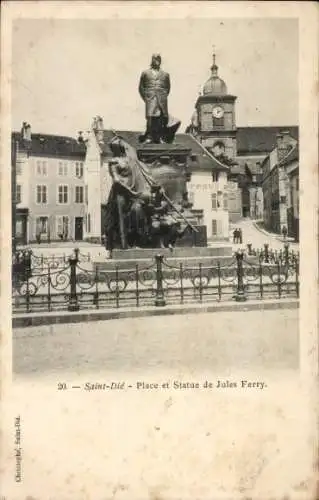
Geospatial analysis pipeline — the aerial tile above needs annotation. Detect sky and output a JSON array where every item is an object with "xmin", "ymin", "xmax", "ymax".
[{"xmin": 12, "ymin": 18, "xmax": 298, "ymax": 137}]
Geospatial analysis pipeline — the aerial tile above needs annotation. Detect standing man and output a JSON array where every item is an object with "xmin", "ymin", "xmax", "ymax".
[{"xmin": 138, "ymin": 53, "xmax": 172, "ymax": 144}]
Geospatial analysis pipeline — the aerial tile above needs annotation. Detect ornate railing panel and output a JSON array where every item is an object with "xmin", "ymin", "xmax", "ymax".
[{"xmin": 12, "ymin": 245, "xmax": 299, "ymax": 314}]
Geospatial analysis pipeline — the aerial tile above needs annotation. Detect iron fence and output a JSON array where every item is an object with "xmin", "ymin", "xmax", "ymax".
[{"xmin": 12, "ymin": 245, "xmax": 299, "ymax": 314}]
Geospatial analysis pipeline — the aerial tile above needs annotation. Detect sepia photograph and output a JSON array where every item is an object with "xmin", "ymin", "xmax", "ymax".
[
  {"xmin": 1, "ymin": 2, "xmax": 318, "ymax": 499},
  {"xmin": 11, "ymin": 17, "xmax": 300, "ymax": 375}
]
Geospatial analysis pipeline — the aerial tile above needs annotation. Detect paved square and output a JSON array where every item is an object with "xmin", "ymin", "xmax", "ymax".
[{"xmin": 13, "ymin": 308, "xmax": 299, "ymax": 376}]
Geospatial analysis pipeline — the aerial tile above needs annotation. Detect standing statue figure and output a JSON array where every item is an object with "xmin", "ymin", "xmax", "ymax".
[{"xmin": 138, "ymin": 53, "xmax": 181, "ymax": 144}]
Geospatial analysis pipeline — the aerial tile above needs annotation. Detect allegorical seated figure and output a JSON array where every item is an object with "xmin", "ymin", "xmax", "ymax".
[
  {"xmin": 149, "ymin": 186, "xmax": 187, "ymax": 249},
  {"xmin": 104, "ymin": 156, "xmax": 152, "ymax": 253},
  {"xmin": 138, "ymin": 53, "xmax": 181, "ymax": 144}
]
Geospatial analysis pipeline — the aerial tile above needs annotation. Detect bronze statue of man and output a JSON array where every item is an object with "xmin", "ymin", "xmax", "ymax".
[{"xmin": 139, "ymin": 54, "xmax": 180, "ymax": 144}]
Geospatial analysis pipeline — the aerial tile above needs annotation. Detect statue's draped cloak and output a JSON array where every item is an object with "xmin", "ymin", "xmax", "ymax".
[{"xmin": 104, "ymin": 157, "xmax": 153, "ymax": 245}]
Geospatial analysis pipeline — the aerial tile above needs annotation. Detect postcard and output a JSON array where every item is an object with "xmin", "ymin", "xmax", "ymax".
[{"xmin": 1, "ymin": 2, "xmax": 318, "ymax": 499}]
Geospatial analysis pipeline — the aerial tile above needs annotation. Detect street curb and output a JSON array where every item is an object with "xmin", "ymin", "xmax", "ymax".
[
  {"xmin": 13, "ymin": 298, "xmax": 299, "ymax": 329},
  {"xmin": 252, "ymin": 221, "xmax": 295, "ymax": 245}
]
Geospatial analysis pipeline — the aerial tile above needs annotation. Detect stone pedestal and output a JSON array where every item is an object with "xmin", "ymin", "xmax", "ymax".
[
  {"xmin": 137, "ymin": 142, "xmax": 207, "ymax": 246},
  {"xmin": 137, "ymin": 143, "xmax": 192, "ymax": 205}
]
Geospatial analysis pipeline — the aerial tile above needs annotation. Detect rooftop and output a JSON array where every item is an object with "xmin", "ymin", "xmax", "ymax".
[
  {"xmin": 12, "ymin": 132, "xmax": 86, "ymax": 158},
  {"xmin": 202, "ymin": 53, "xmax": 228, "ymax": 96},
  {"xmin": 237, "ymin": 126, "xmax": 299, "ymax": 155},
  {"xmin": 279, "ymin": 144, "xmax": 299, "ymax": 166},
  {"xmin": 101, "ymin": 130, "xmax": 229, "ymax": 172}
]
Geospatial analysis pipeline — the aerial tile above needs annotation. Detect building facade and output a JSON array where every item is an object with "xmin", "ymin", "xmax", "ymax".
[
  {"xmin": 186, "ymin": 53, "xmax": 298, "ymax": 223},
  {"xmin": 13, "ymin": 124, "xmax": 86, "ymax": 244},
  {"xmin": 262, "ymin": 131, "xmax": 298, "ymax": 236},
  {"xmin": 280, "ymin": 145, "xmax": 299, "ymax": 241}
]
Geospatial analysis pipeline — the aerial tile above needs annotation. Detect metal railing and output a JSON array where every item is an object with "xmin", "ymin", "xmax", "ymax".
[{"xmin": 12, "ymin": 245, "xmax": 299, "ymax": 314}]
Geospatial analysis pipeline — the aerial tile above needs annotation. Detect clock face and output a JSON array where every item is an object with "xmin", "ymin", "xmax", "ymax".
[{"xmin": 212, "ymin": 106, "xmax": 224, "ymax": 118}]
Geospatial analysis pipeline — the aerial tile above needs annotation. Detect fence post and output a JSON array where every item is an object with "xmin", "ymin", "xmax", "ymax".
[
  {"xmin": 264, "ymin": 243, "xmax": 270, "ymax": 263},
  {"xmin": 154, "ymin": 254, "xmax": 166, "ymax": 307},
  {"xmin": 234, "ymin": 250, "xmax": 247, "ymax": 302},
  {"xmin": 24, "ymin": 250, "xmax": 32, "ymax": 281},
  {"xmin": 284, "ymin": 243, "xmax": 289, "ymax": 266},
  {"xmin": 68, "ymin": 248, "xmax": 79, "ymax": 311}
]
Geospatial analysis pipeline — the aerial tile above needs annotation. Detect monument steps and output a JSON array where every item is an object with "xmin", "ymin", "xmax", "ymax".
[{"xmin": 111, "ymin": 245, "xmax": 232, "ymax": 260}]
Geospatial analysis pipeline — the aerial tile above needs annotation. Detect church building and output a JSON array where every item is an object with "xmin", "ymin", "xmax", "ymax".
[{"xmin": 186, "ymin": 52, "xmax": 298, "ymax": 224}]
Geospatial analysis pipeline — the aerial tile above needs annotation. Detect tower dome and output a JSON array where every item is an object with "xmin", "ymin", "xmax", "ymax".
[{"xmin": 202, "ymin": 53, "xmax": 227, "ymax": 96}]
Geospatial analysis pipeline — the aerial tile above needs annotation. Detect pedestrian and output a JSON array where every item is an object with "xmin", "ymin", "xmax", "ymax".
[
  {"xmin": 239, "ymin": 228, "xmax": 243, "ymax": 244},
  {"xmin": 282, "ymin": 225, "xmax": 287, "ymax": 240},
  {"xmin": 233, "ymin": 229, "xmax": 237, "ymax": 243}
]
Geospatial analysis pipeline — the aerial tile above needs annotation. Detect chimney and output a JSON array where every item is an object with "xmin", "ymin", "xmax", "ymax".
[
  {"xmin": 21, "ymin": 121, "xmax": 32, "ymax": 140},
  {"xmin": 20, "ymin": 122, "xmax": 32, "ymax": 152},
  {"xmin": 276, "ymin": 130, "xmax": 296, "ymax": 161}
]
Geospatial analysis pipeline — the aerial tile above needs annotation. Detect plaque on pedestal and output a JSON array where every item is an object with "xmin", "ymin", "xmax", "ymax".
[{"xmin": 137, "ymin": 143, "xmax": 192, "ymax": 205}]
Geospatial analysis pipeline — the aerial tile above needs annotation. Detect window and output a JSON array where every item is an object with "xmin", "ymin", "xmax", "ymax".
[
  {"xmin": 213, "ymin": 116, "xmax": 224, "ymax": 128},
  {"xmin": 36, "ymin": 185, "xmax": 47, "ymax": 204},
  {"xmin": 56, "ymin": 216, "xmax": 69, "ymax": 239},
  {"xmin": 85, "ymin": 185, "xmax": 88, "ymax": 204},
  {"xmin": 36, "ymin": 216, "xmax": 48, "ymax": 234},
  {"xmin": 87, "ymin": 213, "xmax": 91, "ymax": 233},
  {"xmin": 211, "ymin": 193, "xmax": 217, "ymax": 209},
  {"xmin": 16, "ymin": 184, "xmax": 21, "ymax": 204},
  {"xmin": 36, "ymin": 160, "xmax": 47, "ymax": 176},
  {"xmin": 223, "ymin": 192, "xmax": 228, "ymax": 210},
  {"xmin": 58, "ymin": 185, "xmax": 68, "ymax": 204},
  {"xmin": 280, "ymin": 195, "xmax": 287, "ymax": 204},
  {"xmin": 212, "ymin": 172, "xmax": 219, "ymax": 183},
  {"xmin": 188, "ymin": 191, "xmax": 195, "ymax": 204},
  {"xmin": 75, "ymin": 186, "xmax": 84, "ymax": 203},
  {"xmin": 58, "ymin": 162, "xmax": 68, "ymax": 176},
  {"xmin": 212, "ymin": 219, "xmax": 217, "ymax": 236},
  {"xmin": 16, "ymin": 160, "xmax": 22, "ymax": 175},
  {"xmin": 75, "ymin": 162, "xmax": 84, "ymax": 178}
]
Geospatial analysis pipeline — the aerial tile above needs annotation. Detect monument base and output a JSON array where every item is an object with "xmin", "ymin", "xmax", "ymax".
[
  {"xmin": 93, "ymin": 244, "xmax": 234, "ymax": 279},
  {"xmin": 111, "ymin": 244, "xmax": 232, "ymax": 260}
]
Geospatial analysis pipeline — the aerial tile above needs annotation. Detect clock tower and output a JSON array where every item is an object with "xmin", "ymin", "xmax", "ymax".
[{"xmin": 194, "ymin": 53, "xmax": 237, "ymax": 159}]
